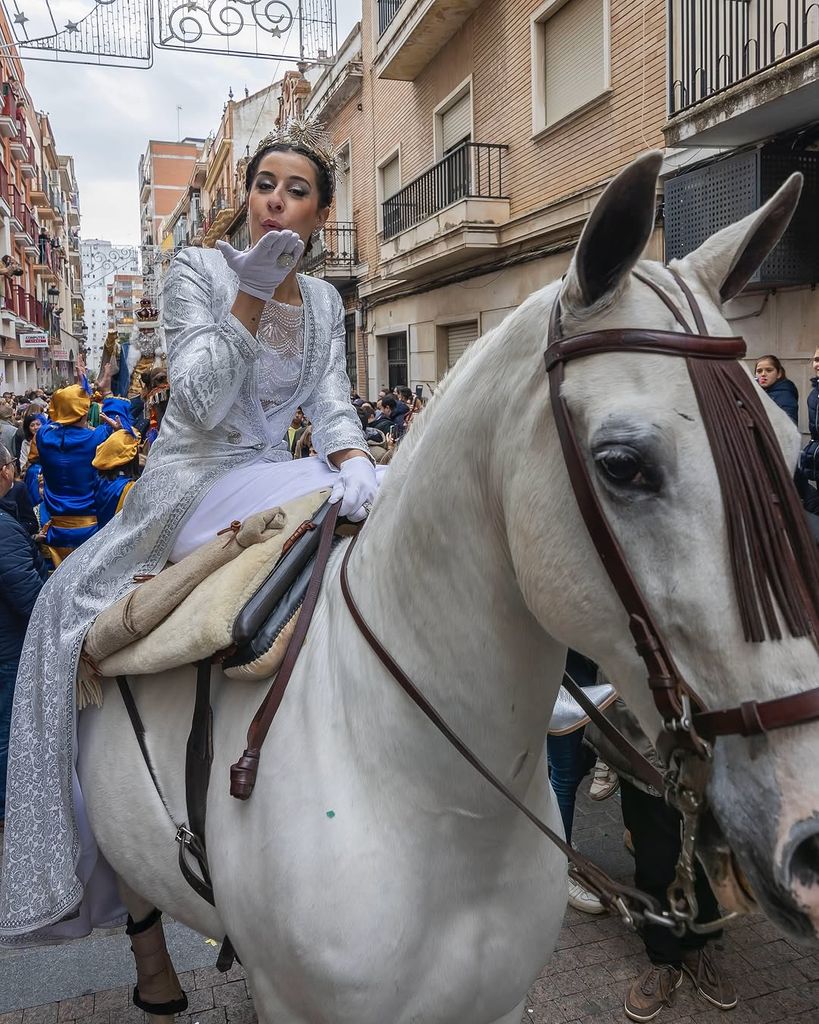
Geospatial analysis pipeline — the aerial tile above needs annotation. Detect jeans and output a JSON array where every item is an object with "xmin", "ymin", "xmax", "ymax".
[
  {"xmin": 620, "ymin": 778, "xmax": 721, "ymax": 965},
  {"xmin": 547, "ymin": 649, "xmax": 598, "ymax": 845},
  {"xmin": 0, "ymin": 658, "xmax": 19, "ymax": 821},
  {"xmin": 547, "ymin": 728, "xmax": 594, "ymax": 844}
]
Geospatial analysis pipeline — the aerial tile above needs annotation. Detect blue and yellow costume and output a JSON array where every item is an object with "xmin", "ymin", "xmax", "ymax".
[
  {"xmin": 92, "ymin": 429, "xmax": 140, "ymax": 529},
  {"xmin": 37, "ymin": 385, "xmax": 113, "ymax": 563}
]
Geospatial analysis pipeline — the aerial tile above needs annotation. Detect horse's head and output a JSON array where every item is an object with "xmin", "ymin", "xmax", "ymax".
[{"xmin": 496, "ymin": 152, "xmax": 819, "ymax": 941}]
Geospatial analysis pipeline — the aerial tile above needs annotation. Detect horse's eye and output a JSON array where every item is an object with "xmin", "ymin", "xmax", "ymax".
[{"xmin": 593, "ymin": 445, "xmax": 654, "ymax": 489}]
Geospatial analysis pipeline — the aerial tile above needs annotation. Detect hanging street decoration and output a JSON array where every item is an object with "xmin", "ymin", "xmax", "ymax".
[{"xmin": 0, "ymin": 0, "xmax": 337, "ymax": 68}]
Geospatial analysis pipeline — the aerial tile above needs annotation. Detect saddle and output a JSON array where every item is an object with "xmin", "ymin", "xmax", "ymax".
[{"xmin": 82, "ymin": 489, "xmax": 332, "ymax": 701}]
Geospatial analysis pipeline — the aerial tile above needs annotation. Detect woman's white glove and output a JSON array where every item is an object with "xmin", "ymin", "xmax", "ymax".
[
  {"xmin": 216, "ymin": 230, "xmax": 305, "ymax": 301},
  {"xmin": 330, "ymin": 456, "xmax": 377, "ymax": 522}
]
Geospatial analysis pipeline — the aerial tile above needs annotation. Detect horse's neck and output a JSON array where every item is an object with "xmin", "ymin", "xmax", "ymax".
[{"xmin": 337, "ymin": 410, "xmax": 565, "ymax": 811}]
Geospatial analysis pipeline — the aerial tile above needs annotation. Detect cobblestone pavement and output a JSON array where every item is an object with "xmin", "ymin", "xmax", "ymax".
[{"xmin": 3, "ymin": 787, "xmax": 819, "ymax": 1023}]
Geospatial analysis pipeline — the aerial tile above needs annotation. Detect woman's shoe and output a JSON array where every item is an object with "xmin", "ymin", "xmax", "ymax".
[
  {"xmin": 568, "ymin": 876, "xmax": 605, "ymax": 914},
  {"xmin": 589, "ymin": 758, "xmax": 620, "ymax": 800}
]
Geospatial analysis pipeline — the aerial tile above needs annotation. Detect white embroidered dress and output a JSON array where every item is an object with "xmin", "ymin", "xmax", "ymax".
[{"xmin": 0, "ymin": 247, "xmax": 368, "ymax": 939}]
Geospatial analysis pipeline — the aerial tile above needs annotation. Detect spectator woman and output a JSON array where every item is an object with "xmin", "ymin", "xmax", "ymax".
[{"xmin": 755, "ymin": 353, "xmax": 798, "ymax": 425}]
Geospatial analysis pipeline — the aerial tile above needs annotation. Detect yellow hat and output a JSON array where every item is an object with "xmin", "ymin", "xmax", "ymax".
[
  {"xmin": 49, "ymin": 384, "xmax": 91, "ymax": 425},
  {"xmin": 92, "ymin": 429, "xmax": 140, "ymax": 470}
]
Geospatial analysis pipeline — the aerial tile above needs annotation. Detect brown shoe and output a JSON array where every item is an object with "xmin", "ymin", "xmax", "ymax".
[
  {"xmin": 682, "ymin": 948, "xmax": 737, "ymax": 1010},
  {"xmin": 624, "ymin": 964, "xmax": 683, "ymax": 1022}
]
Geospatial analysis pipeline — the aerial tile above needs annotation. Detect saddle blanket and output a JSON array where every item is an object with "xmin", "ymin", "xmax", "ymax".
[{"xmin": 83, "ymin": 489, "xmax": 329, "ymax": 697}]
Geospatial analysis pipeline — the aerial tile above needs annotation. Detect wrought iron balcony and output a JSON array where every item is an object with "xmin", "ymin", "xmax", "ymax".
[
  {"xmin": 669, "ymin": 0, "xmax": 819, "ymax": 116},
  {"xmin": 378, "ymin": 0, "xmax": 405, "ymax": 35},
  {"xmin": 303, "ymin": 222, "xmax": 358, "ymax": 279},
  {"xmin": 382, "ymin": 143, "xmax": 508, "ymax": 240}
]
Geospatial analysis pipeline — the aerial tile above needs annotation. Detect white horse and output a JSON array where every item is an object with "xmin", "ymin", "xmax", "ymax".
[{"xmin": 78, "ymin": 152, "xmax": 819, "ymax": 1024}]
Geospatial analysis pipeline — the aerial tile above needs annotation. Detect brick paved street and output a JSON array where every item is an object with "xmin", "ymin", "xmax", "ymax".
[{"xmin": 3, "ymin": 785, "xmax": 819, "ymax": 1023}]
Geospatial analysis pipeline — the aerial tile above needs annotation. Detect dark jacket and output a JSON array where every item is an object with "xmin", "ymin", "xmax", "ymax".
[
  {"xmin": 765, "ymin": 377, "xmax": 799, "ymax": 426},
  {"xmin": 0, "ymin": 480, "xmax": 38, "ymax": 535},
  {"xmin": 800, "ymin": 378, "xmax": 819, "ymax": 482},
  {"xmin": 0, "ymin": 508, "xmax": 48, "ymax": 663}
]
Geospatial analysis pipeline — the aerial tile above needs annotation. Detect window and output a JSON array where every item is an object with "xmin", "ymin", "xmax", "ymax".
[
  {"xmin": 437, "ymin": 89, "xmax": 472, "ymax": 158},
  {"xmin": 386, "ymin": 332, "xmax": 407, "ymax": 390},
  {"xmin": 345, "ymin": 312, "xmax": 357, "ymax": 386},
  {"xmin": 336, "ymin": 143, "xmax": 352, "ymax": 223},
  {"xmin": 379, "ymin": 152, "xmax": 401, "ymax": 236},
  {"xmin": 446, "ymin": 321, "xmax": 478, "ymax": 370},
  {"xmin": 532, "ymin": 0, "xmax": 609, "ymax": 134}
]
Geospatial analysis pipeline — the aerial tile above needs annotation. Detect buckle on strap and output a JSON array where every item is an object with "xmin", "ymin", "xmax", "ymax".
[{"xmin": 175, "ymin": 825, "xmax": 195, "ymax": 847}]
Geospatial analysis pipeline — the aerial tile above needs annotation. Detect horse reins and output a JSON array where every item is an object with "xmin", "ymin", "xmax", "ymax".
[{"xmin": 339, "ymin": 267, "xmax": 819, "ymax": 934}]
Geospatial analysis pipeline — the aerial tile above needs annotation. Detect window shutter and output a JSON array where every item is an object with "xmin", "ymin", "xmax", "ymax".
[
  {"xmin": 446, "ymin": 321, "xmax": 478, "ymax": 369},
  {"xmin": 382, "ymin": 156, "xmax": 400, "ymax": 199},
  {"xmin": 441, "ymin": 92, "xmax": 472, "ymax": 153},
  {"xmin": 544, "ymin": 0, "xmax": 605, "ymax": 127}
]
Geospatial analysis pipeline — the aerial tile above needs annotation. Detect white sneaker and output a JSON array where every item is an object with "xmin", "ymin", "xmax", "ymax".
[
  {"xmin": 568, "ymin": 876, "xmax": 606, "ymax": 914},
  {"xmin": 589, "ymin": 758, "xmax": 620, "ymax": 801}
]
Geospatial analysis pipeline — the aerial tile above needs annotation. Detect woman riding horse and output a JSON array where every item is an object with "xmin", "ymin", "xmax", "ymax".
[{"xmin": 0, "ymin": 120, "xmax": 377, "ymax": 940}]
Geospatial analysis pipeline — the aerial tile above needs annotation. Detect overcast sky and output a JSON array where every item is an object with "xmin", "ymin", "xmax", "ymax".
[{"xmin": 21, "ymin": 0, "xmax": 361, "ymax": 246}]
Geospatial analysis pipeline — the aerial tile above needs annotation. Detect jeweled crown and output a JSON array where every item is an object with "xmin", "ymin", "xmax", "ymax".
[{"xmin": 253, "ymin": 117, "xmax": 337, "ymax": 179}]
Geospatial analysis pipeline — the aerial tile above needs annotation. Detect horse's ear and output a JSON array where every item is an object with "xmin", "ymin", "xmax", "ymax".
[
  {"xmin": 680, "ymin": 173, "xmax": 803, "ymax": 303},
  {"xmin": 563, "ymin": 150, "xmax": 663, "ymax": 310}
]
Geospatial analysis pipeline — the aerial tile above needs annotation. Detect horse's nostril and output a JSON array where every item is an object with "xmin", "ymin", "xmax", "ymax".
[{"xmin": 789, "ymin": 834, "xmax": 819, "ymax": 889}]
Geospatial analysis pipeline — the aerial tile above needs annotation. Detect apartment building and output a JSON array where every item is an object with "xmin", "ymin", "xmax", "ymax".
[
  {"xmin": 662, "ymin": 0, "xmax": 819, "ymax": 430},
  {"xmin": 159, "ymin": 82, "xmax": 285, "ymax": 258},
  {"xmin": 107, "ymin": 273, "xmax": 143, "ymax": 336},
  {"xmin": 138, "ymin": 138, "xmax": 205, "ymax": 248},
  {"xmin": 80, "ymin": 240, "xmax": 140, "ymax": 370},
  {"xmin": 0, "ymin": 10, "xmax": 84, "ymax": 390},
  {"xmin": 301, "ymin": 0, "xmax": 667, "ymax": 396}
]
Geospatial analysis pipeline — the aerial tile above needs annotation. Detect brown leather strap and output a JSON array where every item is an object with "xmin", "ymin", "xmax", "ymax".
[
  {"xmin": 562, "ymin": 676, "xmax": 665, "ymax": 793},
  {"xmin": 633, "ymin": 271, "xmax": 694, "ymax": 332},
  {"xmin": 230, "ymin": 501, "xmax": 342, "ymax": 800},
  {"xmin": 543, "ymin": 330, "xmax": 746, "ymax": 372},
  {"xmin": 694, "ymin": 685, "xmax": 819, "ymax": 739},
  {"xmin": 338, "ymin": 533, "xmax": 665, "ymax": 923},
  {"xmin": 668, "ymin": 266, "xmax": 708, "ymax": 334},
  {"xmin": 118, "ymin": 674, "xmax": 216, "ymax": 906}
]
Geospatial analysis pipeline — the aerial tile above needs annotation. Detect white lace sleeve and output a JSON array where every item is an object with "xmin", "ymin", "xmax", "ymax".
[
  {"xmin": 163, "ymin": 248, "xmax": 263, "ymax": 431},
  {"xmin": 302, "ymin": 290, "xmax": 370, "ymax": 465}
]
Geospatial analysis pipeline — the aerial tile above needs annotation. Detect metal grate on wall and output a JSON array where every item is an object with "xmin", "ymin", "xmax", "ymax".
[{"xmin": 664, "ymin": 147, "xmax": 819, "ymax": 289}]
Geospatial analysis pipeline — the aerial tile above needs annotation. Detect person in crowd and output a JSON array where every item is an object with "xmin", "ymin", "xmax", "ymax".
[
  {"xmin": 799, "ymin": 347, "xmax": 819, "ymax": 496},
  {"xmin": 372, "ymin": 394, "xmax": 407, "ymax": 437},
  {"xmin": 546, "ymin": 649, "xmax": 603, "ymax": 914},
  {"xmin": 0, "ymin": 467, "xmax": 38, "ymax": 536},
  {"xmin": 755, "ymin": 353, "xmax": 798, "ymax": 425},
  {"xmin": 0, "ymin": 121, "xmax": 383, "ymax": 940},
  {"xmin": 287, "ymin": 407, "xmax": 307, "ymax": 454},
  {"xmin": 22, "ymin": 436, "xmax": 43, "ymax": 513},
  {"xmin": 36, "ymin": 366, "xmax": 117, "ymax": 563},
  {"xmin": 92, "ymin": 429, "xmax": 141, "ymax": 529},
  {"xmin": 0, "ymin": 403, "xmax": 17, "ymax": 455},
  {"xmin": 0, "ymin": 443, "xmax": 48, "ymax": 830},
  {"xmin": 585, "ymin": 700, "xmax": 736, "ymax": 1021},
  {"xmin": 142, "ymin": 368, "xmax": 170, "ymax": 449},
  {"xmin": 18, "ymin": 411, "xmax": 45, "ymax": 472}
]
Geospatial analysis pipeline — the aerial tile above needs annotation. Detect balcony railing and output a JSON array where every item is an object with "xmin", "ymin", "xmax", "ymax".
[
  {"xmin": 5, "ymin": 284, "xmax": 46, "ymax": 327},
  {"xmin": 669, "ymin": 0, "xmax": 819, "ymax": 115},
  {"xmin": 0, "ymin": 160, "xmax": 8, "ymax": 209},
  {"xmin": 303, "ymin": 222, "xmax": 358, "ymax": 275},
  {"xmin": 378, "ymin": 0, "xmax": 405, "ymax": 35},
  {"xmin": 382, "ymin": 143, "xmax": 508, "ymax": 240}
]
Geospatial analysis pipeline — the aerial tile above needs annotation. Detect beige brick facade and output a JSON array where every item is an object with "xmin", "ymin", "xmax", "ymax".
[{"xmin": 309, "ymin": 0, "xmax": 668, "ymax": 398}]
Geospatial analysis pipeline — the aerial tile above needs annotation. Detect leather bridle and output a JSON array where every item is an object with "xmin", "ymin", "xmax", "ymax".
[
  {"xmin": 340, "ymin": 266, "xmax": 819, "ymax": 934},
  {"xmin": 544, "ymin": 268, "xmax": 819, "ymax": 755}
]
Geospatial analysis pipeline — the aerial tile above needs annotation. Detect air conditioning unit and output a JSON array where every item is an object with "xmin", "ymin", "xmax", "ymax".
[{"xmin": 664, "ymin": 146, "xmax": 819, "ymax": 289}]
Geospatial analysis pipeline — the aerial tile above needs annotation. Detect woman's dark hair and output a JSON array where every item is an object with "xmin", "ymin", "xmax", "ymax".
[
  {"xmin": 245, "ymin": 143, "xmax": 334, "ymax": 209},
  {"xmin": 22, "ymin": 412, "xmax": 40, "ymax": 441},
  {"xmin": 755, "ymin": 354, "xmax": 786, "ymax": 379}
]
